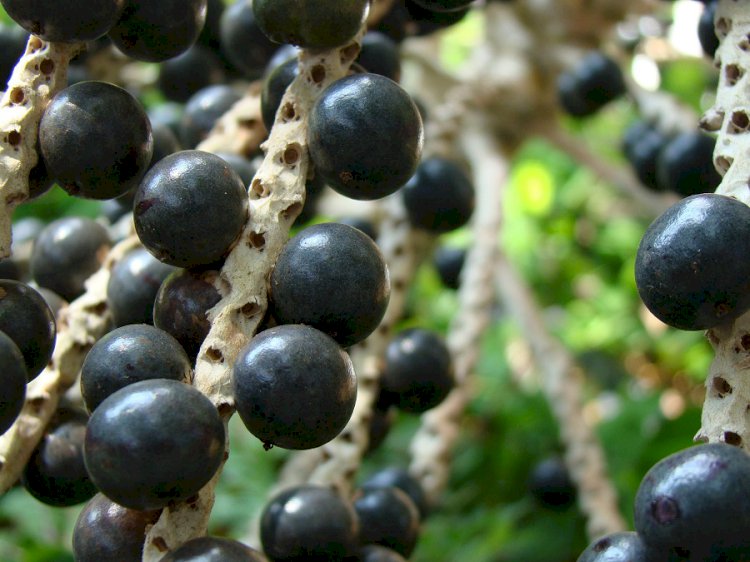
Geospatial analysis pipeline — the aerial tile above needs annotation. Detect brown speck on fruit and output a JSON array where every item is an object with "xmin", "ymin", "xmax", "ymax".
[{"xmin": 340, "ymin": 171, "xmax": 353, "ymax": 184}]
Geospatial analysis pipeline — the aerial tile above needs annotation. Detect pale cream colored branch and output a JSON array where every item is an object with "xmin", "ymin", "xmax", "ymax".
[
  {"xmin": 697, "ymin": 0, "xmax": 750, "ymax": 450},
  {"xmin": 141, "ymin": 30, "xmax": 366, "ymax": 561},
  {"xmin": 408, "ymin": 119, "xmax": 503, "ymax": 508},
  {"xmin": 0, "ymin": 233, "xmax": 139, "ymax": 491},
  {"xmin": 494, "ymin": 254, "xmax": 626, "ymax": 539},
  {"xmin": 0, "ymin": 37, "xmax": 80, "ymax": 258}
]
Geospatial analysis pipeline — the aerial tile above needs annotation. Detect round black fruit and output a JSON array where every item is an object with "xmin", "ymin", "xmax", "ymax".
[
  {"xmin": 80, "ymin": 324, "xmax": 192, "ymax": 412},
  {"xmin": 270, "ymin": 222, "xmax": 390, "ymax": 347},
  {"xmin": 134, "ymin": 150, "xmax": 248, "ymax": 267},
  {"xmin": 252, "ymin": 0, "xmax": 369, "ymax": 50},
  {"xmin": 308, "ymin": 73, "xmax": 423, "ymax": 200},
  {"xmin": 380, "ymin": 328, "xmax": 454, "ymax": 414},
  {"xmin": 0, "ymin": 280, "xmax": 56, "ymax": 380},
  {"xmin": 577, "ymin": 532, "xmax": 650, "ymax": 562},
  {"xmin": 153, "ymin": 268, "xmax": 221, "ymax": 361},
  {"xmin": 260, "ymin": 484, "xmax": 360, "ymax": 561},
  {"xmin": 83, "ymin": 378, "xmax": 225, "ymax": 510},
  {"xmin": 656, "ymin": 132, "xmax": 721, "ymax": 197},
  {"xmin": 106, "ymin": 247, "xmax": 177, "ymax": 327},
  {"xmin": 30, "ymin": 216, "xmax": 111, "ymax": 302},
  {"xmin": 219, "ymin": 0, "xmax": 279, "ymax": 79},
  {"xmin": 72, "ymin": 493, "xmax": 161, "ymax": 562},
  {"xmin": 402, "ymin": 157, "xmax": 474, "ymax": 232},
  {"xmin": 160, "ymin": 537, "xmax": 268, "ymax": 562},
  {"xmin": 180, "ymin": 85, "xmax": 242, "ymax": 148},
  {"xmin": 39, "ymin": 81, "xmax": 153, "ymax": 200},
  {"xmin": 635, "ymin": 193, "xmax": 750, "ymax": 330},
  {"xmin": 634, "ymin": 443, "xmax": 750, "ymax": 559},
  {"xmin": 362, "ymin": 467, "xmax": 428, "ymax": 519},
  {"xmin": 353, "ymin": 486, "xmax": 420, "ymax": 557},
  {"xmin": 108, "ymin": 0, "xmax": 207, "ymax": 62},
  {"xmin": 232, "ymin": 324, "xmax": 357, "ymax": 450},
  {"xmin": 0, "ymin": 330, "xmax": 27, "ymax": 434},
  {"xmin": 22, "ymin": 417, "xmax": 98, "ymax": 507},
  {"xmin": 557, "ymin": 52, "xmax": 626, "ymax": 117},
  {"xmin": 528, "ymin": 457, "xmax": 576, "ymax": 510},
  {"xmin": 0, "ymin": 0, "xmax": 124, "ymax": 42}
]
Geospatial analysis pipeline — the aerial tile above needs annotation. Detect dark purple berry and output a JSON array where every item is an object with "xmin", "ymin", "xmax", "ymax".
[
  {"xmin": 233, "ymin": 324, "xmax": 357, "ymax": 450},
  {"xmin": 260, "ymin": 484, "xmax": 360, "ymax": 561},
  {"xmin": 108, "ymin": 0, "xmax": 207, "ymax": 62},
  {"xmin": 380, "ymin": 328, "xmax": 454, "ymax": 414},
  {"xmin": 558, "ymin": 52, "xmax": 626, "ymax": 117},
  {"xmin": 0, "ymin": 280, "xmax": 56, "ymax": 380},
  {"xmin": 634, "ymin": 443, "xmax": 750, "ymax": 558},
  {"xmin": 30, "ymin": 216, "xmax": 111, "ymax": 302},
  {"xmin": 656, "ymin": 132, "xmax": 721, "ymax": 197},
  {"xmin": 160, "ymin": 537, "xmax": 268, "ymax": 562},
  {"xmin": 402, "ymin": 157, "xmax": 474, "ymax": 233},
  {"xmin": 153, "ymin": 268, "xmax": 221, "ymax": 361},
  {"xmin": 107, "ymin": 247, "xmax": 177, "ymax": 327},
  {"xmin": 433, "ymin": 246, "xmax": 466, "ymax": 289},
  {"xmin": 134, "ymin": 150, "xmax": 248, "ymax": 267},
  {"xmin": 39, "ymin": 81, "xmax": 153, "ymax": 200},
  {"xmin": 220, "ymin": 0, "xmax": 279, "ymax": 79},
  {"xmin": 528, "ymin": 457, "xmax": 576, "ymax": 510},
  {"xmin": 22, "ymin": 417, "xmax": 97, "ymax": 506},
  {"xmin": 270, "ymin": 223, "xmax": 390, "ymax": 347},
  {"xmin": 80, "ymin": 324, "xmax": 192, "ymax": 412},
  {"xmin": 252, "ymin": 0, "xmax": 368, "ymax": 50},
  {"xmin": 180, "ymin": 85, "xmax": 242, "ymax": 148},
  {"xmin": 308, "ymin": 73, "xmax": 423, "ymax": 200},
  {"xmin": 635, "ymin": 193, "xmax": 750, "ymax": 330},
  {"xmin": 0, "ymin": 0, "xmax": 125, "ymax": 42},
  {"xmin": 353, "ymin": 486, "xmax": 420, "ymax": 557},
  {"xmin": 362, "ymin": 468, "xmax": 428, "ymax": 519},
  {"xmin": 72, "ymin": 493, "xmax": 161, "ymax": 562},
  {"xmin": 577, "ymin": 532, "xmax": 650, "ymax": 562},
  {"xmin": 0, "ymin": 330, "xmax": 27, "ymax": 434},
  {"xmin": 83, "ymin": 378, "xmax": 225, "ymax": 510}
]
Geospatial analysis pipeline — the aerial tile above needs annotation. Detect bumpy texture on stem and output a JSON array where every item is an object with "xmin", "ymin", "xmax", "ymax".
[
  {"xmin": 408, "ymin": 119, "xmax": 503, "ymax": 508},
  {"xmin": 697, "ymin": 0, "xmax": 750, "ymax": 450},
  {"xmin": 141, "ymin": 31, "xmax": 366, "ymax": 561},
  {"xmin": 495, "ymin": 254, "xmax": 626, "ymax": 539},
  {"xmin": 0, "ymin": 37, "xmax": 80, "ymax": 257},
  {"xmin": 0, "ymin": 234, "xmax": 140, "ymax": 491}
]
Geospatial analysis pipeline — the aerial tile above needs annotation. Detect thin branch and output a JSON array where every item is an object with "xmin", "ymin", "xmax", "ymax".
[
  {"xmin": 0, "ymin": 37, "xmax": 81, "ymax": 258},
  {"xmin": 696, "ymin": 0, "xmax": 750, "ymax": 450},
  {"xmin": 408, "ymin": 118, "xmax": 503, "ymax": 507},
  {"xmin": 0, "ymin": 233, "xmax": 140, "ymax": 490},
  {"xmin": 494, "ymin": 253, "xmax": 627, "ymax": 540}
]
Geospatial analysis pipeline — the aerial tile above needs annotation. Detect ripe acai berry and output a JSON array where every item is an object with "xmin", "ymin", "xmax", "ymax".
[
  {"xmin": 634, "ymin": 443, "xmax": 750, "ymax": 560},
  {"xmin": 252, "ymin": 0, "xmax": 369, "ymax": 50},
  {"xmin": 379, "ymin": 328, "xmax": 454, "ymax": 414},
  {"xmin": 577, "ymin": 532, "xmax": 650, "ymax": 562},
  {"xmin": 260, "ymin": 484, "xmax": 360, "ymax": 561},
  {"xmin": 308, "ymin": 73, "xmax": 423, "ymax": 200},
  {"xmin": 160, "ymin": 536, "xmax": 268, "ymax": 562},
  {"xmin": 72, "ymin": 493, "xmax": 161, "ymax": 562},
  {"xmin": 30, "ymin": 216, "xmax": 111, "ymax": 302},
  {"xmin": 232, "ymin": 324, "xmax": 357, "ymax": 450},
  {"xmin": 134, "ymin": 150, "xmax": 248, "ymax": 267},
  {"xmin": 0, "ymin": 0, "xmax": 124, "ymax": 42},
  {"xmin": 83, "ymin": 378, "xmax": 225, "ymax": 510},
  {"xmin": 39, "ymin": 81, "xmax": 153, "ymax": 200},
  {"xmin": 402, "ymin": 157, "xmax": 474, "ymax": 232},
  {"xmin": 0, "ymin": 330, "xmax": 27, "ymax": 434},
  {"xmin": 80, "ymin": 324, "xmax": 192, "ymax": 412},
  {"xmin": 635, "ymin": 193, "xmax": 750, "ymax": 330},
  {"xmin": 557, "ymin": 52, "xmax": 626, "ymax": 117},
  {"xmin": 108, "ymin": 0, "xmax": 207, "ymax": 62},
  {"xmin": 270, "ymin": 222, "xmax": 390, "ymax": 347},
  {"xmin": 0, "ymin": 280, "xmax": 56, "ymax": 381}
]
